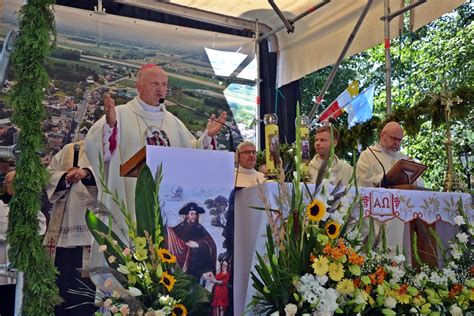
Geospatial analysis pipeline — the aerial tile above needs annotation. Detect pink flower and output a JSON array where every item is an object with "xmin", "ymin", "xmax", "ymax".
[
  {"xmin": 119, "ymin": 304, "xmax": 129, "ymax": 315},
  {"xmin": 108, "ymin": 255, "xmax": 116, "ymax": 263},
  {"xmin": 103, "ymin": 298, "xmax": 113, "ymax": 308},
  {"xmin": 123, "ymin": 247, "xmax": 131, "ymax": 256}
]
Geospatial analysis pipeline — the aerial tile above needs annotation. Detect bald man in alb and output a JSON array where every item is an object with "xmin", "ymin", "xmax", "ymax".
[{"xmin": 356, "ymin": 121, "xmax": 423, "ymax": 252}]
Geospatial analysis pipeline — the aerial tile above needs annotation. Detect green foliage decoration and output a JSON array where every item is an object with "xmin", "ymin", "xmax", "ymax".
[{"xmin": 7, "ymin": 0, "xmax": 61, "ymax": 314}]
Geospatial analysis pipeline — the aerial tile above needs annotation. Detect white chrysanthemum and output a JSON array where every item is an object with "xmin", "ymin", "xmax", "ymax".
[
  {"xmin": 393, "ymin": 254, "xmax": 405, "ymax": 264},
  {"xmin": 316, "ymin": 288, "xmax": 339, "ymax": 316},
  {"xmin": 453, "ymin": 215, "xmax": 466, "ymax": 226},
  {"xmin": 284, "ymin": 303, "xmax": 298, "ymax": 316},
  {"xmin": 387, "ymin": 266, "xmax": 405, "ymax": 284},
  {"xmin": 413, "ymin": 272, "xmax": 427, "ymax": 287},
  {"xmin": 443, "ymin": 268, "xmax": 457, "ymax": 284},
  {"xmin": 304, "ymin": 291, "xmax": 318, "ymax": 304},
  {"xmin": 315, "ymin": 275, "xmax": 328, "ymax": 285},
  {"xmin": 384, "ymin": 296, "xmax": 397, "ymax": 309},
  {"xmin": 456, "ymin": 232, "xmax": 469, "ymax": 243},
  {"xmin": 448, "ymin": 261, "xmax": 458, "ymax": 270},
  {"xmin": 429, "ymin": 271, "xmax": 447, "ymax": 286},
  {"xmin": 451, "ymin": 247, "xmax": 462, "ymax": 260},
  {"xmin": 296, "ymin": 273, "xmax": 315, "ymax": 293}
]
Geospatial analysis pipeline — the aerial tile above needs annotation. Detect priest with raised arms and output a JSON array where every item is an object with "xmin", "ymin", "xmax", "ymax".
[{"xmin": 85, "ymin": 64, "xmax": 227, "ymax": 242}]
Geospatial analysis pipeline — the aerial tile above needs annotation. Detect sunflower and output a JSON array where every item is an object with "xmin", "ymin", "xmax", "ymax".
[
  {"xmin": 160, "ymin": 271, "xmax": 176, "ymax": 292},
  {"xmin": 325, "ymin": 221, "xmax": 341, "ymax": 239},
  {"xmin": 158, "ymin": 248, "xmax": 176, "ymax": 264},
  {"xmin": 172, "ymin": 303, "xmax": 188, "ymax": 316},
  {"xmin": 306, "ymin": 198, "xmax": 326, "ymax": 222}
]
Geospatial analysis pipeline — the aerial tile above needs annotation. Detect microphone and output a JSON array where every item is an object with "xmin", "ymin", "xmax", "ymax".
[
  {"xmin": 161, "ymin": 98, "xmax": 235, "ymax": 152},
  {"xmin": 73, "ymin": 143, "xmax": 80, "ymax": 168},
  {"xmin": 367, "ymin": 146, "xmax": 388, "ymax": 188}
]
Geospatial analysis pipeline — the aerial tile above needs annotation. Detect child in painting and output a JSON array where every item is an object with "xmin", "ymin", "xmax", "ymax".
[{"xmin": 211, "ymin": 259, "xmax": 230, "ymax": 316}]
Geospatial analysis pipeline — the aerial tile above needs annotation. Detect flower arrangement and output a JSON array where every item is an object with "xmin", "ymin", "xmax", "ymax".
[
  {"xmin": 251, "ymin": 109, "xmax": 473, "ymax": 315},
  {"xmin": 84, "ymin": 165, "xmax": 209, "ymax": 315}
]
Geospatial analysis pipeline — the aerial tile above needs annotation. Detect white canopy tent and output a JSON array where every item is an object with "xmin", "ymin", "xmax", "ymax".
[{"xmin": 114, "ymin": 0, "xmax": 466, "ymax": 87}]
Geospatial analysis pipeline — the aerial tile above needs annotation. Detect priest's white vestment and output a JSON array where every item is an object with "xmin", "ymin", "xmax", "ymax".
[{"xmin": 85, "ymin": 97, "xmax": 211, "ymax": 242}]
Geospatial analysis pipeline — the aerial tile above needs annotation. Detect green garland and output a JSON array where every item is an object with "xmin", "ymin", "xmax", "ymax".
[
  {"xmin": 258, "ymin": 85, "xmax": 472, "ymax": 186},
  {"xmin": 7, "ymin": 1, "xmax": 61, "ymax": 314},
  {"xmin": 337, "ymin": 85, "xmax": 473, "ymax": 158}
]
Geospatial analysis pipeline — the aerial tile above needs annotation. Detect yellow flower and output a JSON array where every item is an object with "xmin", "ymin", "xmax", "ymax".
[
  {"xmin": 172, "ymin": 303, "xmax": 188, "ymax": 316},
  {"xmin": 328, "ymin": 262, "xmax": 344, "ymax": 281},
  {"xmin": 337, "ymin": 278, "xmax": 355, "ymax": 296},
  {"xmin": 134, "ymin": 236, "xmax": 147, "ymax": 249},
  {"xmin": 312, "ymin": 255, "xmax": 329, "ymax": 276},
  {"xmin": 325, "ymin": 221, "xmax": 341, "ymax": 239},
  {"xmin": 306, "ymin": 198, "xmax": 326, "ymax": 222},
  {"xmin": 396, "ymin": 293, "xmax": 411, "ymax": 304},
  {"xmin": 134, "ymin": 247, "xmax": 148, "ymax": 261},
  {"xmin": 412, "ymin": 295, "xmax": 426, "ymax": 306},
  {"xmin": 160, "ymin": 271, "xmax": 176, "ymax": 292},
  {"xmin": 158, "ymin": 248, "xmax": 176, "ymax": 264}
]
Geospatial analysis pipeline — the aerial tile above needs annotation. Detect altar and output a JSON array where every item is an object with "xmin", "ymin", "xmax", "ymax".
[{"xmin": 233, "ymin": 182, "xmax": 473, "ymax": 315}]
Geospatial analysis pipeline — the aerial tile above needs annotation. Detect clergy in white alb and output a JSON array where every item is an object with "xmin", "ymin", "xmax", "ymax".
[
  {"xmin": 44, "ymin": 141, "xmax": 97, "ymax": 252},
  {"xmin": 43, "ymin": 141, "xmax": 99, "ymax": 314},
  {"xmin": 307, "ymin": 126, "xmax": 353, "ymax": 187},
  {"xmin": 356, "ymin": 122, "xmax": 424, "ymax": 253},
  {"xmin": 234, "ymin": 141, "xmax": 265, "ymax": 188}
]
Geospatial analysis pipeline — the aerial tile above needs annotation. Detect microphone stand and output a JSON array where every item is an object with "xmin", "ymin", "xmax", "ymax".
[
  {"xmin": 165, "ymin": 100, "xmax": 235, "ymax": 152},
  {"xmin": 368, "ymin": 146, "xmax": 388, "ymax": 188}
]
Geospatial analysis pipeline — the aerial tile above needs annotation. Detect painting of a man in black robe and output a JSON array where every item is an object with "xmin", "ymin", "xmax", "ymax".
[{"xmin": 166, "ymin": 202, "xmax": 217, "ymax": 279}]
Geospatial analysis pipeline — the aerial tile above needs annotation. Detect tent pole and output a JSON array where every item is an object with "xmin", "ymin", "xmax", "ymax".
[
  {"xmin": 383, "ymin": 0, "xmax": 392, "ymax": 114},
  {"xmin": 308, "ymin": 0, "xmax": 374, "ymax": 121},
  {"xmin": 255, "ymin": 19, "xmax": 261, "ymax": 149},
  {"xmin": 381, "ymin": 0, "xmax": 426, "ymax": 114},
  {"xmin": 259, "ymin": 0, "xmax": 330, "ymax": 42}
]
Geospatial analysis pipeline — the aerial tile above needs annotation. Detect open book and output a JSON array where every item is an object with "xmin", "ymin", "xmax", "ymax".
[{"xmin": 386, "ymin": 159, "xmax": 427, "ymax": 187}]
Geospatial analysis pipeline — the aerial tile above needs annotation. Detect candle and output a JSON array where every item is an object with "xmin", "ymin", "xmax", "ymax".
[{"xmin": 264, "ymin": 113, "xmax": 280, "ymax": 176}]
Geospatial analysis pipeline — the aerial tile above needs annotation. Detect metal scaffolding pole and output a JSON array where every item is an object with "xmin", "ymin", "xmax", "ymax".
[
  {"xmin": 383, "ymin": 0, "xmax": 392, "ymax": 114},
  {"xmin": 380, "ymin": 0, "xmax": 426, "ymax": 114},
  {"xmin": 255, "ymin": 19, "xmax": 262, "ymax": 149}
]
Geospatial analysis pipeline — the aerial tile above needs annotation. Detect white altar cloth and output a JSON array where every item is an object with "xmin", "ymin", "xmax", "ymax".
[{"xmin": 233, "ymin": 182, "xmax": 473, "ymax": 315}]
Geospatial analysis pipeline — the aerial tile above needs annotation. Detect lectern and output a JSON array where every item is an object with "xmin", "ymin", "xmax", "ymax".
[
  {"xmin": 120, "ymin": 146, "xmax": 146, "ymax": 177},
  {"xmin": 385, "ymin": 159, "xmax": 436, "ymax": 267}
]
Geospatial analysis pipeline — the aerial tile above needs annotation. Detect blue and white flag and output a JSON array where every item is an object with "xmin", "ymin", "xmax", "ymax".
[{"xmin": 346, "ymin": 83, "xmax": 375, "ymax": 128}]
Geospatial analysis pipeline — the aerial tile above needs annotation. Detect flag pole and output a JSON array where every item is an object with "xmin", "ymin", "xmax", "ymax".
[{"xmin": 308, "ymin": 0, "xmax": 374, "ymax": 121}]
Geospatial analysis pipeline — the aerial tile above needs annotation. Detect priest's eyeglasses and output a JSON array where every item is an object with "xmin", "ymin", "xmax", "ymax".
[
  {"xmin": 383, "ymin": 132, "xmax": 403, "ymax": 142},
  {"xmin": 240, "ymin": 150, "xmax": 257, "ymax": 155}
]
